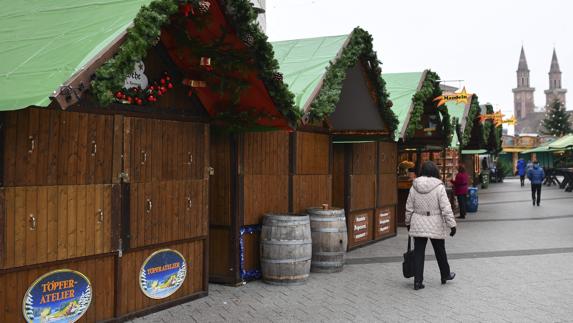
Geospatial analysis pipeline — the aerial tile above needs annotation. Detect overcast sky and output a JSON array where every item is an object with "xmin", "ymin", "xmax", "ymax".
[{"xmin": 266, "ymin": 0, "xmax": 572, "ymax": 117}]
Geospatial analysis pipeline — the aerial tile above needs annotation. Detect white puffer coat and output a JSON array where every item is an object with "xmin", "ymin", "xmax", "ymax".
[{"xmin": 405, "ymin": 176, "xmax": 456, "ymax": 239}]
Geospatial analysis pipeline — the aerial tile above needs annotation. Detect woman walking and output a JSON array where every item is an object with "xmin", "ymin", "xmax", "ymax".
[
  {"xmin": 451, "ymin": 165, "xmax": 469, "ymax": 219},
  {"xmin": 405, "ymin": 161, "xmax": 457, "ymax": 290}
]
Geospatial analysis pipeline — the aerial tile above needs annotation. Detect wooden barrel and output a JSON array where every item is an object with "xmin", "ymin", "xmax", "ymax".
[
  {"xmin": 307, "ymin": 207, "xmax": 348, "ymax": 273},
  {"xmin": 260, "ymin": 214, "xmax": 312, "ymax": 285}
]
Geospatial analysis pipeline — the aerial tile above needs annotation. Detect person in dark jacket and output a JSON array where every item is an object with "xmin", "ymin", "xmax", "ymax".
[
  {"xmin": 450, "ymin": 165, "xmax": 469, "ymax": 219},
  {"xmin": 516, "ymin": 159, "xmax": 526, "ymax": 187},
  {"xmin": 527, "ymin": 161, "xmax": 545, "ymax": 206}
]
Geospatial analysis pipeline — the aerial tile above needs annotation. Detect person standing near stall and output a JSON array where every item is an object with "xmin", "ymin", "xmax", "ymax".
[
  {"xmin": 451, "ymin": 165, "xmax": 469, "ymax": 219},
  {"xmin": 516, "ymin": 158, "xmax": 526, "ymax": 187},
  {"xmin": 527, "ymin": 160, "xmax": 545, "ymax": 206},
  {"xmin": 405, "ymin": 161, "xmax": 457, "ymax": 290}
]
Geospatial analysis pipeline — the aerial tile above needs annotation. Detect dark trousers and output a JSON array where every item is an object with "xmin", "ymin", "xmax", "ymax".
[
  {"xmin": 456, "ymin": 195, "xmax": 467, "ymax": 218},
  {"xmin": 413, "ymin": 237, "xmax": 451, "ymax": 283},
  {"xmin": 520, "ymin": 176, "xmax": 525, "ymax": 186},
  {"xmin": 531, "ymin": 183, "xmax": 542, "ymax": 205}
]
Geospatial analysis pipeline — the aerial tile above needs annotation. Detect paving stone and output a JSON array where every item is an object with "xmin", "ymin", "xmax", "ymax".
[{"xmin": 130, "ymin": 179, "xmax": 573, "ymax": 322}]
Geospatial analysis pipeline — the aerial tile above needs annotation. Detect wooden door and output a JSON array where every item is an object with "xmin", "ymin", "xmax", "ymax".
[
  {"xmin": 128, "ymin": 180, "xmax": 206, "ymax": 249},
  {"xmin": 1, "ymin": 184, "xmax": 117, "ymax": 269},
  {"xmin": 124, "ymin": 117, "xmax": 206, "ymax": 183},
  {"xmin": 3, "ymin": 109, "xmax": 114, "ymax": 186}
]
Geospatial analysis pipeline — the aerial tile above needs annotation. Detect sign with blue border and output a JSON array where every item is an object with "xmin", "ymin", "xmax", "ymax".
[
  {"xmin": 139, "ymin": 249, "xmax": 187, "ymax": 299},
  {"xmin": 23, "ymin": 269, "xmax": 92, "ymax": 323}
]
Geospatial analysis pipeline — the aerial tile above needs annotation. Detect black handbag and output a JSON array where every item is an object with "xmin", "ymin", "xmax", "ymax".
[{"xmin": 402, "ymin": 236, "xmax": 415, "ymax": 278}]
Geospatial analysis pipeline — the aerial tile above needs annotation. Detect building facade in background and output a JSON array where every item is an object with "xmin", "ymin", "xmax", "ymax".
[{"xmin": 513, "ymin": 47, "xmax": 569, "ymax": 134}]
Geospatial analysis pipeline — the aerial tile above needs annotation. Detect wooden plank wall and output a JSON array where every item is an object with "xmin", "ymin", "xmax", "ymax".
[
  {"xmin": 117, "ymin": 240, "xmax": 205, "ymax": 317},
  {"xmin": 0, "ymin": 255, "xmax": 116, "ymax": 323},
  {"xmin": 3, "ymin": 109, "xmax": 114, "ymax": 187},
  {"xmin": 376, "ymin": 142, "xmax": 398, "ymax": 239},
  {"xmin": 238, "ymin": 131, "xmax": 289, "ymax": 225},
  {"xmin": 291, "ymin": 131, "xmax": 332, "ymax": 213},
  {"xmin": 208, "ymin": 131, "xmax": 234, "ymax": 282},
  {"xmin": 1, "ymin": 185, "xmax": 117, "ymax": 269}
]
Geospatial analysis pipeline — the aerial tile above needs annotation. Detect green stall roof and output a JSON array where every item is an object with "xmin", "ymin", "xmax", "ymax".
[
  {"xmin": 383, "ymin": 71, "xmax": 425, "ymax": 138},
  {"xmin": 271, "ymin": 35, "xmax": 348, "ymax": 111},
  {"xmin": 549, "ymin": 134, "xmax": 573, "ymax": 150},
  {"xmin": 0, "ymin": 0, "xmax": 153, "ymax": 110},
  {"xmin": 461, "ymin": 149, "xmax": 487, "ymax": 155}
]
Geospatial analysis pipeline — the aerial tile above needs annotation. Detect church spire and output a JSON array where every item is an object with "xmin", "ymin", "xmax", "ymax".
[
  {"xmin": 518, "ymin": 46, "xmax": 529, "ymax": 71},
  {"xmin": 550, "ymin": 48, "xmax": 561, "ymax": 73}
]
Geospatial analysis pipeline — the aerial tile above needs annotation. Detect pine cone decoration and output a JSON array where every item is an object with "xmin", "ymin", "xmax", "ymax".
[
  {"xmin": 196, "ymin": 0, "xmax": 211, "ymax": 15},
  {"xmin": 273, "ymin": 72, "xmax": 283, "ymax": 83},
  {"xmin": 386, "ymin": 100, "xmax": 394, "ymax": 108},
  {"xmin": 241, "ymin": 34, "xmax": 255, "ymax": 47}
]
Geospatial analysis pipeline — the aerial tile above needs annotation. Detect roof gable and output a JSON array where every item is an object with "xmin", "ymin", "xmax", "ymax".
[
  {"xmin": 0, "ymin": 0, "xmax": 152, "ymax": 110},
  {"xmin": 328, "ymin": 63, "xmax": 386, "ymax": 131}
]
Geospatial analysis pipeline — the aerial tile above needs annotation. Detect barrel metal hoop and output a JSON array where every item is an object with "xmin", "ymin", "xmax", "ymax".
[
  {"xmin": 264, "ymin": 220, "xmax": 310, "ymax": 226},
  {"xmin": 311, "ymin": 261, "xmax": 345, "ymax": 266},
  {"xmin": 262, "ymin": 240, "xmax": 313, "ymax": 245},
  {"xmin": 311, "ymin": 228, "xmax": 347, "ymax": 233},
  {"xmin": 261, "ymin": 257, "xmax": 312, "ymax": 264},
  {"xmin": 309, "ymin": 217, "xmax": 346, "ymax": 222},
  {"xmin": 314, "ymin": 251, "xmax": 346, "ymax": 256}
]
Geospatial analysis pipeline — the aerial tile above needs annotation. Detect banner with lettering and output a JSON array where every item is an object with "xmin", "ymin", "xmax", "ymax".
[
  {"xmin": 139, "ymin": 249, "xmax": 187, "ymax": 299},
  {"xmin": 23, "ymin": 269, "xmax": 92, "ymax": 323}
]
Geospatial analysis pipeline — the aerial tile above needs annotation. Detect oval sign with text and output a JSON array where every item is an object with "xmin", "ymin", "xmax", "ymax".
[
  {"xmin": 23, "ymin": 269, "xmax": 92, "ymax": 323},
  {"xmin": 139, "ymin": 249, "xmax": 187, "ymax": 299}
]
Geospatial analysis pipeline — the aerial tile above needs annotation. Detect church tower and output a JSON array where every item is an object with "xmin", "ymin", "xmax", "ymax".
[
  {"xmin": 512, "ymin": 46, "xmax": 535, "ymax": 119},
  {"xmin": 544, "ymin": 49, "xmax": 567, "ymax": 107}
]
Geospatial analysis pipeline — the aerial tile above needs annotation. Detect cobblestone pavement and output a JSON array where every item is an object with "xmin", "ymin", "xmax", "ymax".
[{"xmin": 132, "ymin": 179, "xmax": 573, "ymax": 322}]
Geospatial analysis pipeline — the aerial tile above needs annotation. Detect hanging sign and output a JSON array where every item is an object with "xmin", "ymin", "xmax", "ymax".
[
  {"xmin": 433, "ymin": 87, "xmax": 470, "ymax": 107},
  {"xmin": 139, "ymin": 249, "xmax": 187, "ymax": 299},
  {"xmin": 124, "ymin": 61, "xmax": 149, "ymax": 90},
  {"xmin": 23, "ymin": 269, "xmax": 92, "ymax": 323},
  {"xmin": 479, "ymin": 111, "xmax": 517, "ymax": 127}
]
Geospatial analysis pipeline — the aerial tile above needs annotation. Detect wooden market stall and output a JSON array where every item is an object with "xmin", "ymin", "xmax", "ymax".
[
  {"xmin": 274, "ymin": 30, "xmax": 400, "ymax": 251},
  {"xmin": 383, "ymin": 71, "xmax": 452, "ymax": 226},
  {"xmin": 209, "ymin": 28, "xmax": 400, "ymax": 285},
  {"xmin": 0, "ymin": 0, "xmax": 281, "ymax": 321}
]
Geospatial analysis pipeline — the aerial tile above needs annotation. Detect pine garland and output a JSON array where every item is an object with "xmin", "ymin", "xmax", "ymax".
[
  {"xmin": 482, "ymin": 103, "xmax": 494, "ymax": 147},
  {"xmin": 461, "ymin": 94, "xmax": 482, "ymax": 147},
  {"xmin": 92, "ymin": 0, "xmax": 179, "ymax": 105},
  {"xmin": 307, "ymin": 27, "xmax": 398, "ymax": 138},
  {"xmin": 406, "ymin": 71, "xmax": 452, "ymax": 145},
  {"xmin": 91, "ymin": 0, "xmax": 300, "ymax": 127}
]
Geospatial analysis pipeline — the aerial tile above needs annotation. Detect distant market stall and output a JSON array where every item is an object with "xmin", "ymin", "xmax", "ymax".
[{"xmin": 383, "ymin": 70, "xmax": 452, "ymax": 226}]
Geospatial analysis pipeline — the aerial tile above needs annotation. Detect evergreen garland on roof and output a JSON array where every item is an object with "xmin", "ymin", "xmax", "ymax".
[
  {"xmin": 308, "ymin": 27, "xmax": 398, "ymax": 137},
  {"xmin": 461, "ymin": 94, "xmax": 482, "ymax": 147},
  {"xmin": 482, "ymin": 103, "xmax": 494, "ymax": 148},
  {"xmin": 405, "ymin": 71, "xmax": 452, "ymax": 145},
  {"xmin": 91, "ymin": 0, "xmax": 299, "ymax": 125}
]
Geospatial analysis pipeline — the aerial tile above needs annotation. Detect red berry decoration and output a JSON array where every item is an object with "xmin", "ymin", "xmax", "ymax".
[
  {"xmin": 160, "ymin": 79, "xmax": 166, "ymax": 85},
  {"xmin": 168, "ymin": 83, "xmax": 173, "ymax": 89},
  {"xmin": 166, "ymin": 76, "xmax": 171, "ymax": 81},
  {"xmin": 273, "ymin": 72, "xmax": 284, "ymax": 83}
]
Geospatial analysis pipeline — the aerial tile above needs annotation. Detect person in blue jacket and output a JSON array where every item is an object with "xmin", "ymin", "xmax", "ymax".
[
  {"xmin": 516, "ymin": 159, "xmax": 527, "ymax": 187},
  {"xmin": 527, "ymin": 160, "xmax": 545, "ymax": 206}
]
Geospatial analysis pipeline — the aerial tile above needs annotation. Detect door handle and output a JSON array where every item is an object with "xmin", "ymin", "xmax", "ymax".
[
  {"xmin": 141, "ymin": 150, "xmax": 147, "ymax": 165},
  {"xmin": 145, "ymin": 198, "xmax": 153, "ymax": 214},
  {"xmin": 29, "ymin": 214, "xmax": 37, "ymax": 230},
  {"xmin": 186, "ymin": 196, "xmax": 192, "ymax": 209},
  {"xmin": 97, "ymin": 209, "xmax": 104, "ymax": 223},
  {"xmin": 91, "ymin": 140, "xmax": 97, "ymax": 156},
  {"xmin": 186, "ymin": 152, "xmax": 193, "ymax": 165},
  {"xmin": 28, "ymin": 136, "xmax": 35, "ymax": 154}
]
